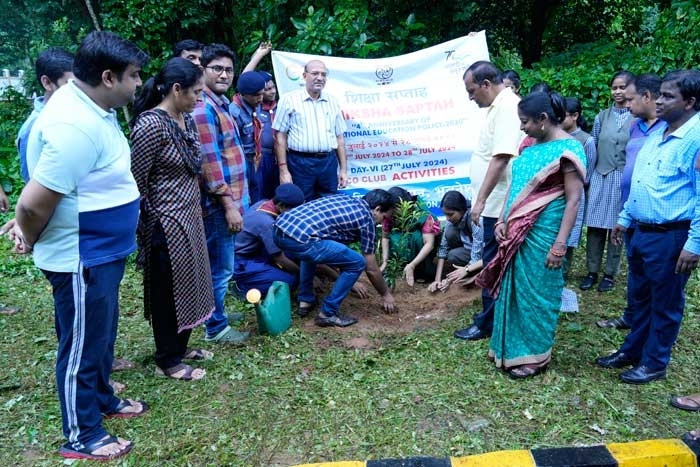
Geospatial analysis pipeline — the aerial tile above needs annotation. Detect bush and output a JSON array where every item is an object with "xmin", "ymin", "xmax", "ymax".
[{"xmin": 0, "ymin": 88, "xmax": 31, "ymax": 196}]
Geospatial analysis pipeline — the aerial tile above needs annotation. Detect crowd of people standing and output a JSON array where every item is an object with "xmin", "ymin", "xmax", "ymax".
[{"xmin": 2, "ymin": 30, "xmax": 700, "ymax": 460}]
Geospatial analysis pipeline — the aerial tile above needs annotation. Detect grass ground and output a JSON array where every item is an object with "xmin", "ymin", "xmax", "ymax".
[{"xmin": 1, "ymin": 223, "xmax": 700, "ymax": 466}]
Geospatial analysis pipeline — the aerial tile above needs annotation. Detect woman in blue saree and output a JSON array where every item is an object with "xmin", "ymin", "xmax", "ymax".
[{"xmin": 477, "ymin": 91, "xmax": 586, "ymax": 379}]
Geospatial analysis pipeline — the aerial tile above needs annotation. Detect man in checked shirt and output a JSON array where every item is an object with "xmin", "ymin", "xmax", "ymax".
[
  {"xmin": 273, "ymin": 189, "xmax": 398, "ymax": 327},
  {"xmin": 192, "ymin": 43, "xmax": 250, "ymax": 344}
]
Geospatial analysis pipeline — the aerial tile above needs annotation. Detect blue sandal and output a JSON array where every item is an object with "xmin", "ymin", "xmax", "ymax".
[{"xmin": 59, "ymin": 435, "xmax": 133, "ymax": 460}]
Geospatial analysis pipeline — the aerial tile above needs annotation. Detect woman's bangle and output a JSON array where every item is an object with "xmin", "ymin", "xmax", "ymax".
[
  {"xmin": 278, "ymin": 162, "xmax": 287, "ymax": 166},
  {"xmin": 549, "ymin": 246, "xmax": 566, "ymax": 257}
]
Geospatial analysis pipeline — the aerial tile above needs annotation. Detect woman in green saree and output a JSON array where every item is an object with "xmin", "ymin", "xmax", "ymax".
[{"xmin": 477, "ymin": 91, "xmax": 586, "ymax": 379}]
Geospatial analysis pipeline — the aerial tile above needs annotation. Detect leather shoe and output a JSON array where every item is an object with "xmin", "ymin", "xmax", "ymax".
[
  {"xmin": 597, "ymin": 275, "xmax": 615, "ymax": 292},
  {"xmin": 579, "ymin": 273, "xmax": 598, "ymax": 290},
  {"xmin": 315, "ymin": 313, "xmax": 358, "ymax": 327},
  {"xmin": 454, "ymin": 325, "xmax": 490, "ymax": 341},
  {"xmin": 595, "ymin": 351, "xmax": 638, "ymax": 369},
  {"xmin": 296, "ymin": 301, "xmax": 317, "ymax": 317},
  {"xmin": 619, "ymin": 365, "xmax": 666, "ymax": 384}
]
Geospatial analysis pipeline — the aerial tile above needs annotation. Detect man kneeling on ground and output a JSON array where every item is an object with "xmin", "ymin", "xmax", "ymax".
[{"xmin": 273, "ymin": 189, "xmax": 398, "ymax": 327}]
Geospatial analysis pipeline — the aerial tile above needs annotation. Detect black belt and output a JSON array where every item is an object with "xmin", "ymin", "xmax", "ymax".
[
  {"xmin": 289, "ymin": 149, "xmax": 332, "ymax": 159},
  {"xmin": 636, "ymin": 220, "xmax": 690, "ymax": 232}
]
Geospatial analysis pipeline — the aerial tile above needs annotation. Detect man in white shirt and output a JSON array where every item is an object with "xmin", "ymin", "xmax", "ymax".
[
  {"xmin": 273, "ymin": 60, "xmax": 348, "ymax": 201},
  {"xmin": 455, "ymin": 61, "xmax": 522, "ymax": 341}
]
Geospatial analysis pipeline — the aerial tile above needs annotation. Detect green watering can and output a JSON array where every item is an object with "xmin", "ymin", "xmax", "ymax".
[{"xmin": 246, "ymin": 281, "xmax": 292, "ymax": 336}]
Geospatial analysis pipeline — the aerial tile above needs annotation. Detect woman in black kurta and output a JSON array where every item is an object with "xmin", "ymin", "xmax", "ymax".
[{"xmin": 130, "ymin": 58, "xmax": 214, "ymax": 381}]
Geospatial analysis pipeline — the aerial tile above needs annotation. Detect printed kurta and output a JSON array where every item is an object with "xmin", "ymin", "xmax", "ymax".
[{"xmin": 131, "ymin": 109, "xmax": 214, "ymax": 331}]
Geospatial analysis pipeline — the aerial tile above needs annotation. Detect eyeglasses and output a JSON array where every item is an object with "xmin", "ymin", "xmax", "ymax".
[{"xmin": 206, "ymin": 65, "xmax": 234, "ymax": 75}]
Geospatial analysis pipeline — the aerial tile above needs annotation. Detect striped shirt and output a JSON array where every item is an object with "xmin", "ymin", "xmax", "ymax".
[
  {"xmin": 275, "ymin": 194, "xmax": 377, "ymax": 254},
  {"xmin": 192, "ymin": 87, "xmax": 249, "ymax": 216},
  {"xmin": 618, "ymin": 113, "xmax": 700, "ymax": 253},
  {"xmin": 272, "ymin": 88, "xmax": 345, "ymax": 152}
]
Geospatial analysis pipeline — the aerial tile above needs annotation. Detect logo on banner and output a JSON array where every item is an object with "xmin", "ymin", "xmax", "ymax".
[
  {"xmin": 375, "ymin": 65, "xmax": 394, "ymax": 85},
  {"xmin": 285, "ymin": 65, "xmax": 303, "ymax": 81}
]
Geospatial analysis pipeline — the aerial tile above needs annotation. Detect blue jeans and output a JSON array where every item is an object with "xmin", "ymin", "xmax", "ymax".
[
  {"xmin": 203, "ymin": 209, "xmax": 235, "ymax": 337},
  {"xmin": 472, "ymin": 216, "xmax": 496, "ymax": 333},
  {"xmin": 43, "ymin": 259, "xmax": 126, "ymax": 449},
  {"xmin": 287, "ymin": 151, "xmax": 338, "ymax": 201},
  {"xmin": 274, "ymin": 231, "xmax": 365, "ymax": 316},
  {"xmin": 619, "ymin": 227, "xmax": 690, "ymax": 370}
]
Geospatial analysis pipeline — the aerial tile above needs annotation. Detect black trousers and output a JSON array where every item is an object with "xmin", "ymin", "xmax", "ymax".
[{"xmin": 149, "ymin": 222, "xmax": 192, "ymax": 369}]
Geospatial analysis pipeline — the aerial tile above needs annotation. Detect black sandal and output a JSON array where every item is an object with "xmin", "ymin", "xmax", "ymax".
[
  {"xmin": 596, "ymin": 317, "xmax": 630, "ymax": 329},
  {"xmin": 509, "ymin": 364, "xmax": 548, "ymax": 379}
]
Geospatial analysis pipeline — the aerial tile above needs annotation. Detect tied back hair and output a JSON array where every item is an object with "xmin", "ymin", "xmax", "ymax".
[
  {"xmin": 131, "ymin": 57, "xmax": 202, "ymax": 125},
  {"xmin": 519, "ymin": 91, "xmax": 567, "ymax": 125},
  {"xmin": 440, "ymin": 190, "xmax": 472, "ymax": 238},
  {"xmin": 564, "ymin": 97, "xmax": 588, "ymax": 132}
]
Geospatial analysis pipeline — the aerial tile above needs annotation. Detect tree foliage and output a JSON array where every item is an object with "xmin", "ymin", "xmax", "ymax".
[{"xmin": 520, "ymin": 0, "xmax": 700, "ymax": 125}]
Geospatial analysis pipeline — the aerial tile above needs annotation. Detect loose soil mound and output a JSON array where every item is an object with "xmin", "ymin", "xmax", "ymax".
[{"xmin": 299, "ymin": 278, "xmax": 482, "ymax": 338}]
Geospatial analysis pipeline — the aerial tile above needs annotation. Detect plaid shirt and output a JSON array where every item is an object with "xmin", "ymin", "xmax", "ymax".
[
  {"xmin": 275, "ymin": 194, "xmax": 377, "ymax": 254},
  {"xmin": 192, "ymin": 87, "xmax": 249, "ymax": 216}
]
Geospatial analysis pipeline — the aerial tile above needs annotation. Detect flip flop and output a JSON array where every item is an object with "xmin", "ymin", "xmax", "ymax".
[
  {"xmin": 109, "ymin": 379, "xmax": 126, "ymax": 394},
  {"xmin": 59, "ymin": 435, "xmax": 133, "ymax": 461},
  {"xmin": 0, "ymin": 306, "xmax": 20, "ymax": 315},
  {"xmin": 596, "ymin": 317, "xmax": 630, "ymax": 329},
  {"xmin": 670, "ymin": 394, "xmax": 700, "ymax": 412},
  {"xmin": 156, "ymin": 363, "xmax": 206, "ymax": 381},
  {"xmin": 111, "ymin": 358, "xmax": 135, "ymax": 372},
  {"xmin": 183, "ymin": 348, "xmax": 214, "ymax": 361},
  {"xmin": 104, "ymin": 399, "xmax": 149, "ymax": 419},
  {"xmin": 509, "ymin": 364, "xmax": 548, "ymax": 379}
]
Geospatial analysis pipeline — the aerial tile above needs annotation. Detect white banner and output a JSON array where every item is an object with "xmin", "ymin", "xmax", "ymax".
[{"xmin": 271, "ymin": 32, "xmax": 490, "ymax": 215}]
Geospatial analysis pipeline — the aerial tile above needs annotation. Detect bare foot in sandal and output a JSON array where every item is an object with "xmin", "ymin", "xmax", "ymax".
[
  {"xmin": 183, "ymin": 348, "xmax": 214, "ymax": 361},
  {"xmin": 671, "ymin": 394, "xmax": 700, "ymax": 411},
  {"xmin": 109, "ymin": 379, "xmax": 126, "ymax": 394},
  {"xmin": 156, "ymin": 363, "xmax": 205, "ymax": 381},
  {"xmin": 112, "ymin": 358, "xmax": 135, "ymax": 372},
  {"xmin": 59, "ymin": 434, "xmax": 132, "ymax": 460}
]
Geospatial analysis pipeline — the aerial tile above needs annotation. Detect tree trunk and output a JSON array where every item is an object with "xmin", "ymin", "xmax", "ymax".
[
  {"xmin": 84, "ymin": 0, "xmax": 101, "ymax": 31},
  {"xmin": 521, "ymin": 0, "xmax": 559, "ymax": 68}
]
